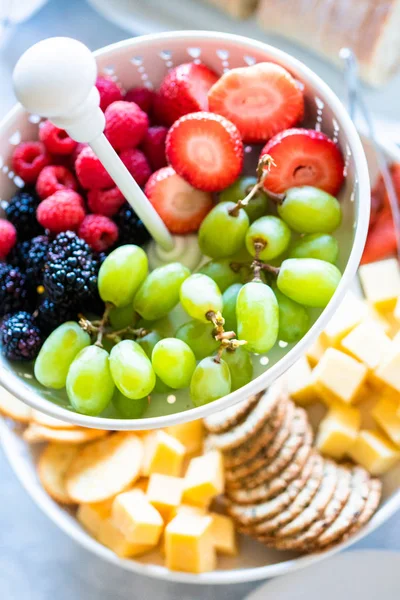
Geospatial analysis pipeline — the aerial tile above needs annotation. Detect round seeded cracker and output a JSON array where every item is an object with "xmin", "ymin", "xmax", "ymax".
[{"xmin": 204, "ymin": 393, "xmax": 262, "ymax": 434}]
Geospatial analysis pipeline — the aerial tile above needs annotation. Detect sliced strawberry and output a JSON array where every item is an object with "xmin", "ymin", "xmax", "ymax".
[
  {"xmin": 261, "ymin": 128, "xmax": 345, "ymax": 196},
  {"xmin": 153, "ymin": 62, "xmax": 219, "ymax": 126},
  {"xmin": 207, "ymin": 62, "xmax": 304, "ymax": 143},
  {"xmin": 166, "ymin": 112, "xmax": 243, "ymax": 192},
  {"xmin": 372, "ymin": 162, "xmax": 400, "ymax": 211},
  {"xmin": 144, "ymin": 166, "xmax": 214, "ymax": 234},
  {"xmin": 361, "ymin": 208, "xmax": 397, "ymax": 264}
]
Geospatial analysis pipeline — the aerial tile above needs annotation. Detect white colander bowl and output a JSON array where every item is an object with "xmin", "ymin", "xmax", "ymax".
[{"xmin": 0, "ymin": 31, "xmax": 370, "ymax": 429}]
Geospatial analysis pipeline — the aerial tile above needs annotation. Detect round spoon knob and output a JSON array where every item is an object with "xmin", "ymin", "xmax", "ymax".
[{"xmin": 13, "ymin": 37, "xmax": 174, "ymax": 251}]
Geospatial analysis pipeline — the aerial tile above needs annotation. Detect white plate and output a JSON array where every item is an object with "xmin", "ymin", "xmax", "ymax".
[
  {"xmin": 0, "ymin": 134, "xmax": 399, "ymax": 584},
  {"xmin": 245, "ymin": 550, "xmax": 400, "ymax": 599}
]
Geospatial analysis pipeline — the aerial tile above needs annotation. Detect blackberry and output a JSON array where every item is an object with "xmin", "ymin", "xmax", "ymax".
[
  {"xmin": 34, "ymin": 297, "xmax": 78, "ymax": 335},
  {"xmin": 0, "ymin": 311, "xmax": 43, "ymax": 361},
  {"xmin": 113, "ymin": 203, "xmax": 151, "ymax": 246},
  {"xmin": 7, "ymin": 240, "xmax": 30, "ymax": 271},
  {"xmin": 7, "ymin": 235, "xmax": 50, "ymax": 286},
  {"xmin": 43, "ymin": 231, "xmax": 100, "ymax": 307},
  {"xmin": 5, "ymin": 188, "xmax": 43, "ymax": 241},
  {"xmin": 0, "ymin": 263, "xmax": 33, "ymax": 317}
]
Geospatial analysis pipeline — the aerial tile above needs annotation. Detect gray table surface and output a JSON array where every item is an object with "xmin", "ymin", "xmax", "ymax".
[{"xmin": 0, "ymin": 1, "xmax": 399, "ymax": 599}]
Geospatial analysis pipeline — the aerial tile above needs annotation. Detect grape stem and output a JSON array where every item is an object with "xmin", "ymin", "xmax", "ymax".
[
  {"xmin": 106, "ymin": 326, "xmax": 149, "ymax": 341},
  {"xmin": 228, "ymin": 154, "xmax": 276, "ymax": 217},
  {"xmin": 260, "ymin": 263, "xmax": 280, "ymax": 276},
  {"xmin": 251, "ymin": 241, "xmax": 267, "ymax": 282},
  {"xmin": 94, "ymin": 302, "xmax": 112, "ymax": 347}
]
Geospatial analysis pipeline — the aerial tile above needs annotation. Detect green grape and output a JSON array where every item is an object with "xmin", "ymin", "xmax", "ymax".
[
  {"xmin": 180, "ymin": 273, "xmax": 223, "ymax": 323},
  {"xmin": 245, "ymin": 216, "xmax": 291, "ymax": 261},
  {"xmin": 236, "ymin": 282, "xmax": 279, "ymax": 353},
  {"xmin": 134, "ymin": 262, "xmax": 190, "ymax": 321},
  {"xmin": 289, "ymin": 233, "xmax": 339, "ymax": 264},
  {"xmin": 222, "ymin": 346, "xmax": 253, "ymax": 391},
  {"xmin": 198, "ymin": 202, "xmax": 249, "ymax": 259},
  {"xmin": 222, "ymin": 283, "xmax": 242, "ymax": 332},
  {"xmin": 190, "ymin": 357, "xmax": 231, "ymax": 407},
  {"xmin": 34, "ymin": 322, "xmax": 90, "ymax": 389},
  {"xmin": 220, "ymin": 176, "xmax": 268, "ymax": 223},
  {"xmin": 176, "ymin": 320, "xmax": 219, "ymax": 360},
  {"xmin": 109, "ymin": 304, "xmax": 136, "ymax": 330},
  {"xmin": 273, "ymin": 286, "xmax": 310, "ymax": 343},
  {"xmin": 152, "ymin": 338, "xmax": 196, "ymax": 389},
  {"xmin": 137, "ymin": 331, "xmax": 162, "ymax": 358},
  {"xmin": 109, "ymin": 339, "xmax": 155, "ymax": 399},
  {"xmin": 98, "ymin": 245, "xmax": 148, "ymax": 307},
  {"xmin": 278, "ymin": 186, "xmax": 342, "ymax": 234},
  {"xmin": 199, "ymin": 259, "xmax": 241, "ymax": 292},
  {"xmin": 277, "ymin": 258, "xmax": 341, "ymax": 308},
  {"xmin": 113, "ymin": 390, "xmax": 147, "ymax": 419},
  {"xmin": 66, "ymin": 346, "xmax": 114, "ymax": 416}
]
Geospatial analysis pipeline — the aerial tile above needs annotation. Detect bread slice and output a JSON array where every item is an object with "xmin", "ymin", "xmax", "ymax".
[{"xmin": 256, "ymin": 0, "xmax": 400, "ymax": 86}]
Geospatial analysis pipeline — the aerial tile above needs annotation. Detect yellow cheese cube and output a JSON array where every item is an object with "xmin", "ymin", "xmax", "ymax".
[
  {"xmin": 311, "ymin": 348, "xmax": 367, "ymax": 405},
  {"xmin": 372, "ymin": 394, "xmax": 400, "ymax": 446},
  {"xmin": 394, "ymin": 296, "xmax": 400, "ymax": 322},
  {"xmin": 359, "ymin": 259, "xmax": 400, "ymax": 312},
  {"xmin": 182, "ymin": 450, "xmax": 224, "ymax": 507},
  {"xmin": 142, "ymin": 430, "xmax": 185, "ymax": 477},
  {"xmin": 167, "ymin": 503, "xmax": 206, "ymax": 523},
  {"xmin": 210, "ymin": 512, "xmax": 237, "ymax": 556},
  {"xmin": 77, "ymin": 500, "xmax": 153, "ymax": 558},
  {"xmin": 77, "ymin": 499, "xmax": 114, "ymax": 537},
  {"xmin": 286, "ymin": 356, "xmax": 318, "ymax": 405},
  {"xmin": 165, "ymin": 420, "xmax": 204, "ymax": 455},
  {"xmin": 365, "ymin": 305, "xmax": 392, "ymax": 335},
  {"xmin": 340, "ymin": 320, "xmax": 392, "ymax": 371},
  {"xmin": 111, "ymin": 489, "xmax": 163, "ymax": 545},
  {"xmin": 305, "ymin": 335, "xmax": 326, "ymax": 367},
  {"xmin": 348, "ymin": 429, "xmax": 400, "ymax": 475},
  {"xmin": 315, "ymin": 404, "xmax": 361, "ymax": 459},
  {"xmin": 146, "ymin": 473, "xmax": 184, "ymax": 519},
  {"xmin": 134, "ymin": 478, "xmax": 148, "ymax": 492},
  {"xmin": 321, "ymin": 292, "xmax": 368, "ymax": 347},
  {"xmin": 165, "ymin": 513, "xmax": 216, "ymax": 573},
  {"xmin": 374, "ymin": 346, "xmax": 400, "ymax": 394}
]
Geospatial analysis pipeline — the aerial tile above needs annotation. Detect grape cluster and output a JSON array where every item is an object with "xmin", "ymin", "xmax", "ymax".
[{"xmin": 32, "ymin": 166, "xmax": 343, "ymax": 418}]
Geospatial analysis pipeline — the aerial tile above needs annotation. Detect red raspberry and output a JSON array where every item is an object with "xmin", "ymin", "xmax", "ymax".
[
  {"xmin": 39, "ymin": 120, "xmax": 77, "ymax": 155},
  {"xmin": 96, "ymin": 76, "xmax": 123, "ymax": 111},
  {"xmin": 105, "ymin": 101, "xmax": 149, "ymax": 151},
  {"xmin": 120, "ymin": 148, "xmax": 151, "ymax": 187},
  {"xmin": 12, "ymin": 141, "xmax": 51, "ymax": 184},
  {"xmin": 87, "ymin": 186, "xmax": 125, "ymax": 217},
  {"xmin": 124, "ymin": 87, "xmax": 155, "ymax": 114},
  {"xmin": 141, "ymin": 126, "xmax": 168, "ymax": 171},
  {"xmin": 0, "ymin": 219, "xmax": 17, "ymax": 259},
  {"xmin": 37, "ymin": 189, "xmax": 86, "ymax": 233},
  {"xmin": 78, "ymin": 214, "xmax": 118, "ymax": 252},
  {"xmin": 36, "ymin": 165, "xmax": 78, "ymax": 200},
  {"xmin": 72, "ymin": 142, "xmax": 88, "ymax": 164},
  {"xmin": 75, "ymin": 146, "xmax": 114, "ymax": 189}
]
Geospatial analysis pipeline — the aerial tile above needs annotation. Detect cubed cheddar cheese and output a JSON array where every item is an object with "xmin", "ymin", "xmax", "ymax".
[
  {"xmin": 210, "ymin": 512, "xmax": 237, "ymax": 556},
  {"xmin": 111, "ymin": 489, "xmax": 163, "ymax": 545},
  {"xmin": 315, "ymin": 404, "xmax": 361, "ymax": 459},
  {"xmin": 394, "ymin": 296, "xmax": 400, "ymax": 322},
  {"xmin": 142, "ymin": 430, "xmax": 185, "ymax": 477},
  {"xmin": 321, "ymin": 292, "xmax": 368, "ymax": 347},
  {"xmin": 311, "ymin": 348, "xmax": 367, "ymax": 405},
  {"xmin": 305, "ymin": 335, "xmax": 326, "ymax": 367},
  {"xmin": 348, "ymin": 429, "xmax": 400, "ymax": 475},
  {"xmin": 340, "ymin": 320, "xmax": 392, "ymax": 371},
  {"xmin": 77, "ymin": 499, "xmax": 153, "ymax": 558},
  {"xmin": 146, "ymin": 474, "xmax": 184, "ymax": 519},
  {"xmin": 359, "ymin": 259, "xmax": 400, "ymax": 312},
  {"xmin": 77, "ymin": 499, "xmax": 114, "ymax": 537},
  {"xmin": 165, "ymin": 513, "xmax": 216, "ymax": 573},
  {"xmin": 286, "ymin": 357, "xmax": 318, "ymax": 405},
  {"xmin": 182, "ymin": 450, "xmax": 224, "ymax": 507},
  {"xmin": 374, "ymin": 346, "xmax": 400, "ymax": 394},
  {"xmin": 167, "ymin": 503, "xmax": 206, "ymax": 523},
  {"xmin": 365, "ymin": 305, "xmax": 392, "ymax": 335},
  {"xmin": 165, "ymin": 420, "xmax": 204, "ymax": 455},
  {"xmin": 372, "ymin": 394, "xmax": 400, "ymax": 446}
]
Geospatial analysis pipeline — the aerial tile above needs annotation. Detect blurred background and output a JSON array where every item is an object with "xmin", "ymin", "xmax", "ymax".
[{"xmin": 0, "ymin": 1, "xmax": 399, "ymax": 599}]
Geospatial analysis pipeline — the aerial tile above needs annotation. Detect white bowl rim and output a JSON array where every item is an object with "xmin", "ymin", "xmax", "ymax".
[
  {"xmin": 1, "ymin": 415, "xmax": 399, "ymax": 585},
  {"xmin": 0, "ymin": 30, "xmax": 371, "ymax": 430}
]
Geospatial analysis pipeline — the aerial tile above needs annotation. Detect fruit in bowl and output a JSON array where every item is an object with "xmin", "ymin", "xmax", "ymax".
[{"xmin": 0, "ymin": 37, "xmax": 361, "ymax": 425}]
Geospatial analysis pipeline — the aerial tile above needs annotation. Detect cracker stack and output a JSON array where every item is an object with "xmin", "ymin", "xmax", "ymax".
[{"xmin": 204, "ymin": 383, "xmax": 382, "ymax": 553}]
